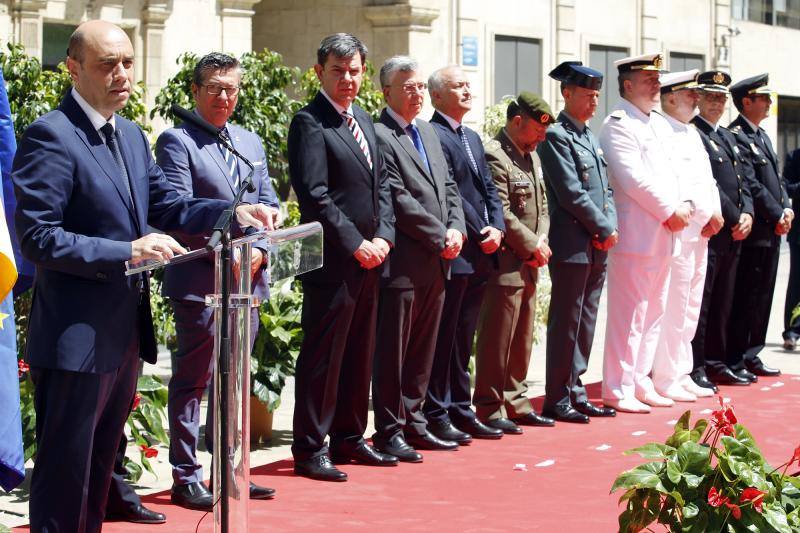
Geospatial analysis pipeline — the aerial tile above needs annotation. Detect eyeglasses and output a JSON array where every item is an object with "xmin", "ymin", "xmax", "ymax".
[
  {"xmin": 389, "ymin": 82, "xmax": 427, "ymax": 93},
  {"xmin": 203, "ymin": 84, "xmax": 240, "ymax": 96}
]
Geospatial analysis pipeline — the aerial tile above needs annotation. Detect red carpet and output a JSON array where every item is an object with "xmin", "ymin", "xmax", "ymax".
[{"xmin": 20, "ymin": 376, "xmax": 800, "ymax": 532}]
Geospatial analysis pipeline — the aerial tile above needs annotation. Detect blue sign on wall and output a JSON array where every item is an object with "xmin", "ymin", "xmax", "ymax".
[{"xmin": 462, "ymin": 36, "xmax": 478, "ymax": 67}]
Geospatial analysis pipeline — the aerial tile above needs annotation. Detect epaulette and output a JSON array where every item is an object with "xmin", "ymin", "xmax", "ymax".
[
  {"xmin": 609, "ymin": 109, "xmax": 626, "ymax": 120},
  {"xmin": 729, "ymin": 125, "xmax": 742, "ymax": 134}
]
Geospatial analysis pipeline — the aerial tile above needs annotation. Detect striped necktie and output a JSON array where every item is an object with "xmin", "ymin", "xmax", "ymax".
[
  {"xmin": 343, "ymin": 111, "xmax": 373, "ymax": 169},
  {"xmin": 457, "ymin": 125, "xmax": 489, "ymax": 224},
  {"xmin": 218, "ymin": 127, "xmax": 239, "ymax": 187}
]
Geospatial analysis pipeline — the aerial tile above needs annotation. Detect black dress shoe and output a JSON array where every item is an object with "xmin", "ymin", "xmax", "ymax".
[
  {"xmin": 452, "ymin": 417, "xmax": 503, "ymax": 439},
  {"xmin": 574, "ymin": 401, "xmax": 616, "ymax": 418},
  {"xmin": 106, "ymin": 504, "xmax": 166, "ymax": 524},
  {"xmin": 708, "ymin": 368, "xmax": 750, "ymax": 386},
  {"xmin": 374, "ymin": 435, "xmax": 423, "ymax": 462},
  {"xmin": 171, "ymin": 481, "xmax": 213, "ymax": 511},
  {"xmin": 692, "ymin": 373, "xmax": 719, "ymax": 393},
  {"xmin": 543, "ymin": 405, "xmax": 589, "ymax": 424},
  {"xmin": 405, "ymin": 431, "xmax": 458, "ymax": 451},
  {"xmin": 483, "ymin": 417, "xmax": 522, "ymax": 434},
  {"xmin": 746, "ymin": 361, "xmax": 781, "ymax": 377},
  {"xmin": 294, "ymin": 455, "xmax": 348, "ymax": 482},
  {"xmin": 249, "ymin": 482, "xmax": 275, "ymax": 500},
  {"xmin": 734, "ymin": 368, "xmax": 758, "ymax": 383},
  {"xmin": 330, "ymin": 442, "xmax": 399, "ymax": 466},
  {"xmin": 427, "ymin": 419, "xmax": 472, "ymax": 444},
  {"xmin": 512, "ymin": 412, "xmax": 555, "ymax": 427}
]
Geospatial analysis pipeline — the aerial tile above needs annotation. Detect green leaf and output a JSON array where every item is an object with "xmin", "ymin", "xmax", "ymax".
[
  {"xmin": 683, "ymin": 502, "xmax": 699, "ymax": 519},
  {"xmin": 674, "ymin": 410, "xmax": 692, "ymax": 432},
  {"xmin": 667, "ymin": 460, "xmax": 682, "ymax": 484},
  {"xmin": 762, "ymin": 504, "xmax": 793, "ymax": 533},
  {"xmin": 137, "ymin": 374, "xmax": 166, "ymax": 392},
  {"xmin": 625, "ymin": 442, "xmax": 677, "ymax": 460},
  {"xmin": 677, "ymin": 441, "xmax": 711, "ymax": 473},
  {"xmin": 611, "ymin": 462, "xmax": 668, "ymax": 493}
]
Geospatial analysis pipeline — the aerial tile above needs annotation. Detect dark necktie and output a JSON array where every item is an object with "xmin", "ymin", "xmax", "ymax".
[
  {"xmin": 218, "ymin": 127, "xmax": 239, "ymax": 188},
  {"xmin": 405, "ymin": 123, "xmax": 430, "ymax": 173},
  {"xmin": 457, "ymin": 125, "xmax": 489, "ymax": 224},
  {"xmin": 100, "ymin": 122, "xmax": 133, "ymax": 206},
  {"xmin": 343, "ymin": 111, "xmax": 373, "ymax": 169}
]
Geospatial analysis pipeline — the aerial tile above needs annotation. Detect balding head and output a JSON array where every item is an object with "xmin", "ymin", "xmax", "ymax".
[
  {"xmin": 428, "ymin": 65, "xmax": 472, "ymax": 122},
  {"xmin": 67, "ymin": 20, "xmax": 130, "ymax": 64}
]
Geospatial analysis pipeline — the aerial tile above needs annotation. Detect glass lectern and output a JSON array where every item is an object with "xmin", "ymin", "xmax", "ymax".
[{"xmin": 126, "ymin": 222, "xmax": 323, "ymax": 532}]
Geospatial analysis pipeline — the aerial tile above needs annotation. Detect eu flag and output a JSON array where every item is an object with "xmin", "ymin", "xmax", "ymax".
[{"xmin": 0, "ymin": 66, "xmax": 24, "ymax": 492}]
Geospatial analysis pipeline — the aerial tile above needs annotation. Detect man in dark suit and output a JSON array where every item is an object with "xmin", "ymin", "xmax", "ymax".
[
  {"xmin": 156, "ymin": 52, "xmax": 279, "ymax": 510},
  {"xmin": 690, "ymin": 71, "xmax": 755, "ymax": 389},
  {"xmin": 538, "ymin": 62, "xmax": 618, "ymax": 423},
  {"xmin": 726, "ymin": 74, "xmax": 791, "ymax": 380},
  {"xmin": 423, "ymin": 65, "xmax": 506, "ymax": 443},
  {"xmin": 371, "ymin": 56, "xmax": 466, "ymax": 462},
  {"xmin": 781, "ymin": 147, "xmax": 800, "ymax": 349},
  {"xmin": 475, "ymin": 93, "xmax": 555, "ymax": 434},
  {"xmin": 288, "ymin": 33, "xmax": 396, "ymax": 482},
  {"xmin": 11, "ymin": 20, "xmax": 273, "ymax": 532}
]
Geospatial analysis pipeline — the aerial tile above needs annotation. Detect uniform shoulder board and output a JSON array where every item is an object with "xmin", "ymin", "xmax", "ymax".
[
  {"xmin": 729, "ymin": 125, "xmax": 742, "ymax": 134},
  {"xmin": 609, "ymin": 109, "xmax": 626, "ymax": 120}
]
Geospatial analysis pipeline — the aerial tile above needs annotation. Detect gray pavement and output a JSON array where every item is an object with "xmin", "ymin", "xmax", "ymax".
[{"xmin": 1, "ymin": 244, "xmax": 798, "ymax": 528}]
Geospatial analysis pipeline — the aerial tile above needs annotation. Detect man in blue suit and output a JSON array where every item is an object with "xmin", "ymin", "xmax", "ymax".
[
  {"xmin": 423, "ymin": 65, "xmax": 506, "ymax": 442},
  {"xmin": 12, "ymin": 21, "xmax": 274, "ymax": 532},
  {"xmin": 156, "ymin": 53, "xmax": 280, "ymax": 510}
]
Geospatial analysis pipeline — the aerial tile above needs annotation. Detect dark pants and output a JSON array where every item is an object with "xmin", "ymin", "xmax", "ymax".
[
  {"xmin": 292, "ymin": 271, "xmax": 380, "ymax": 460},
  {"xmin": 726, "ymin": 244, "xmax": 780, "ymax": 370},
  {"xmin": 423, "ymin": 273, "xmax": 488, "ymax": 424},
  {"xmin": 692, "ymin": 242, "xmax": 741, "ymax": 376},
  {"xmin": 783, "ymin": 239, "xmax": 800, "ymax": 340},
  {"xmin": 544, "ymin": 261, "xmax": 606, "ymax": 412},
  {"xmin": 372, "ymin": 276, "xmax": 445, "ymax": 441},
  {"xmin": 29, "ymin": 338, "xmax": 140, "ymax": 533},
  {"xmin": 106, "ymin": 432, "xmax": 141, "ymax": 516},
  {"xmin": 167, "ymin": 299, "xmax": 259, "ymax": 485}
]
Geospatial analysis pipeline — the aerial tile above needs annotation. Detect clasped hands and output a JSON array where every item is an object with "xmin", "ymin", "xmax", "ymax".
[
  {"xmin": 664, "ymin": 201, "xmax": 695, "ymax": 232},
  {"xmin": 775, "ymin": 208, "xmax": 794, "ymax": 236},
  {"xmin": 525, "ymin": 238, "xmax": 552, "ymax": 268},
  {"xmin": 592, "ymin": 230, "xmax": 619, "ymax": 251},
  {"xmin": 440, "ymin": 229, "xmax": 465, "ymax": 260},
  {"xmin": 700, "ymin": 212, "xmax": 725, "ymax": 239},
  {"xmin": 354, "ymin": 238, "xmax": 391, "ymax": 269}
]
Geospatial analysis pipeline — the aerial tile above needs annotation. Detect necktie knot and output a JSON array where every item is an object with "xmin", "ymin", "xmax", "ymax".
[{"xmin": 100, "ymin": 122, "xmax": 115, "ymax": 142}]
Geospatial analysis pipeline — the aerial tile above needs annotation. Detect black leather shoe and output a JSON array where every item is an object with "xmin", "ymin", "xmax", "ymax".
[
  {"xmin": 692, "ymin": 373, "xmax": 719, "ymax": 393},
  {"xmin": 249, "ymin": 482, "xmax": 275, "ymax": 500},
  {"xmin": 734, "ymin": 368, "xmax": 758, "ymax": 383},
  {"xmin": 405, "ymin": 431, "xmax": 458, "ymax": 451},
  {"xmin": 171, "ymin": 481, "xmax": 213, "ymax": 512},
  {"xmin": 374, "ymin": 435, "xmax": 423, "ymax": 462},
  {"xmin": 512, "ymin": 412, "xmax": 555, "ymax": 427},
  {"xmin": 452, "ymin": 417, "xmax": 503, "ymax": 439},
  {"xmin": 543, "ymin": 405, "xmax": 589, "ymax": 424},
  {"xmin": 294, "ymin": 455, "xmax": 348, "ymax": 482},
  {"xmin": 746, "ymin": 361, "xmax": 781, "ymax": 377},
  {"xmin": 574, "ymin": 401, "xmax": 616, "ymax": 418},
  {"xmin": 106, "ymin": 504, "xmax": 166, "ymax": 524},
  {"xmin": 483, "ymin": 417, "xmax": 522, "ymax": 434},
  {"xmin": 427, "ymin": 419, "xmax": 472, "ymax": 444},
  {"xmin": 330, "ymin": 442, "xmax": 399, "ymax": 466},
  {"xmin": 708, "ymin": 368, "xmax": 750, "ymax": 386}
]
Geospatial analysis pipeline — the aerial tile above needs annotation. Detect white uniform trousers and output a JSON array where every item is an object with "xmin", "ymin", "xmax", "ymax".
[
  {"xmin": 652, "ymin": 240, "xmax": 709, "ymax": 391},
  {"xmin": 602, "ymin": 252, "xmax": 671, "ymax": 401}
]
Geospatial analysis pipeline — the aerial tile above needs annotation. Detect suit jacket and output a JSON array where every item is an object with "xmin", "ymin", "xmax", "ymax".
[
  {"xmin": 429, "ymin": 111, "xmax": 505, "ymax": 275},
  {"xmin": 728, "ymin": 114, "xmax": 789, "ymax": 247},
  {"xmin": 537, "ymin": 112, "xmax": 616, "ymax": 265},
  {"xmin": 375, "ymin": 109, "xmax": 465, "ymax": 288},
  {"xmin": 599, "ymin": 100, "xmax": 680, "ymax": 257},
  {"xmin": 691, "ymin": 116, "xmax": 754, "ymax": 251},
  {"xmin": 156, "ymin": 119, "xmax": 279, "ymax": 302},
  {"xmin": 784, "ymin": 148, "xmax": 800, "ymax": 244},
  {"xmin": 12, "ymin": 91, "xmax": 229, "ymax": 373},
  {"xmin": 484, "ymin": 129, "xmax": 549, "ymax": 286},
  {"xmin": 288, "ymin": 92, "xmax": 394, "ymax": 283}
]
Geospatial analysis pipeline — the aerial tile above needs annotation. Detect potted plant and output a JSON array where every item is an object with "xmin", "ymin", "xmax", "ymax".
[{"xmin": 611, "ymin": 398, "xmax": 800, "ymax": 532}]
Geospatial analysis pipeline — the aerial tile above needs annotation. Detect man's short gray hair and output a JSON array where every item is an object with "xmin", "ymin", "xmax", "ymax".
[
  {"xmin": 427, "ymin": 65, "xmax": 460, "ymax": 95},
  {"xmin": 316, "ymin": 33, "xmax": 368, "ymax": 66},
  {"xmin": 379, "ymin": 56, "xmax": 418, "ymax": 87}
]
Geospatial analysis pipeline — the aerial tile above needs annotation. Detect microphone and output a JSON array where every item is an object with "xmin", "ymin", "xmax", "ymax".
[{"xmin": 171, "ymin": 104, "xmax": 222, "ymax": 139}]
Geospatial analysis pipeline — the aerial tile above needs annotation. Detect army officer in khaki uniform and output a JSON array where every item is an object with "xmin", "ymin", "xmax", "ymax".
[{"xmin": 473, "ymin": 93, "xmax": 556, "ymax": 434}]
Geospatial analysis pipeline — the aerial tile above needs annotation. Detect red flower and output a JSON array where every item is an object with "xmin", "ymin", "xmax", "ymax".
[
  {"xmin": 791, "ymin": 445, "xmax": 800, "ymax": 466},
  {"xmin": 17, "ymin": 360, "xmax": 29, "ymax": 378},
  {"xmin": 711, "ymin": 397, "xmax": 737, "ymax": 436},
  {"xmin": 132, "ymin": 393, "xmax": 142, "ymax": 411},
  {"xmin": 708, "ymin": 487, "xmax": 730, "ymax": 507},
  {"xmin": 726, "ymin": 502, "xmax": 742, "ymax": 519},
  {"xmin": 140, "ymin": 444, "xmax": 158, "ymax": 459},
  {"xmin": 740, "ymin": 487, "xmax": 767, "ymax": 513}
]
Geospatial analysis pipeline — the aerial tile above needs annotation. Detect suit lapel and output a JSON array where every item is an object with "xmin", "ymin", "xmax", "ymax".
[
  {"xmin": 114, "ymin": 125, "xmax": 145, "ymax": 233},
  {"xmin": 317, "ymin": 94, "xmax": 373, "ymax": 176},
  {"xmin": 381, "ymin": 110, "xmax": 433, "ymax": 184}
]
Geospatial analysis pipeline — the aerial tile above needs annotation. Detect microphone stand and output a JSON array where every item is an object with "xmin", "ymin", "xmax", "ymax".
[{"xmin": 206, "ymin": 136, "xmax": 256, "ymax": 533}]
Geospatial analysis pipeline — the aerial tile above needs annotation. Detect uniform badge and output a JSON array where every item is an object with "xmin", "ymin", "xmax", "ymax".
[
  {"xmin": 713, "ymin": 72, "xmax": 724, "ymax": 84},
  {"xmin": 750, "ymin": 142, "xmax": 761, "ymax": 155},
  {"xmin": 710, "ymin": 140, "xmax": 720, "ymax": 152}
]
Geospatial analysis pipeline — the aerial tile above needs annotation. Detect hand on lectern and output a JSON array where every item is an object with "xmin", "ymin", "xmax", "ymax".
[
  {"xmin": 235, "ymin": 204, "xmax": 277, "ymax": 231},
  {"xmin": 131, "ymin": 233, "xmax": 188, "ymax": 263}
]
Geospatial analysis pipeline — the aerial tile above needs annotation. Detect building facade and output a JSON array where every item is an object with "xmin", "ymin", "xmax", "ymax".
[{"xmin": 2, "ymin": 0, "xmax": 799, "ymax": 159}]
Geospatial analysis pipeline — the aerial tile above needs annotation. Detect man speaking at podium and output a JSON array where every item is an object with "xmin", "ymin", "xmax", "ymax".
[
  {"xmin": 156, "ymin": 52, "xmax": 280, "ymax": 511},
  {"xmin": 12, "ymin": 21, "xmax": 275, "ymax": 532}
]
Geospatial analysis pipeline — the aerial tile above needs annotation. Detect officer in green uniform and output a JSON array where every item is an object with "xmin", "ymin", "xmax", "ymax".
[
  {"xmin": 538, "ymin": 61, "xmax": 618, "ymax": 423},
  {"xmin": 473, "ymin": 92, "xmax": 555, "ymax": 434}
]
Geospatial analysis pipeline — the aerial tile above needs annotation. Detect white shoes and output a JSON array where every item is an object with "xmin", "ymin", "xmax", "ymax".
[
  {"xmin": 604, "ymin": 397, "xmax": 652, "ymax": 414},
  {"xmin": 636, "ymin": 391, "xmax": 675, "ymax": 407},
  {"xmin": 681, "ymin": 377, "xmax": 714, "ymax": 398},
  {"xmin": 657, "ymin": 385, "xmax": 697, "ymax": 402}
]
